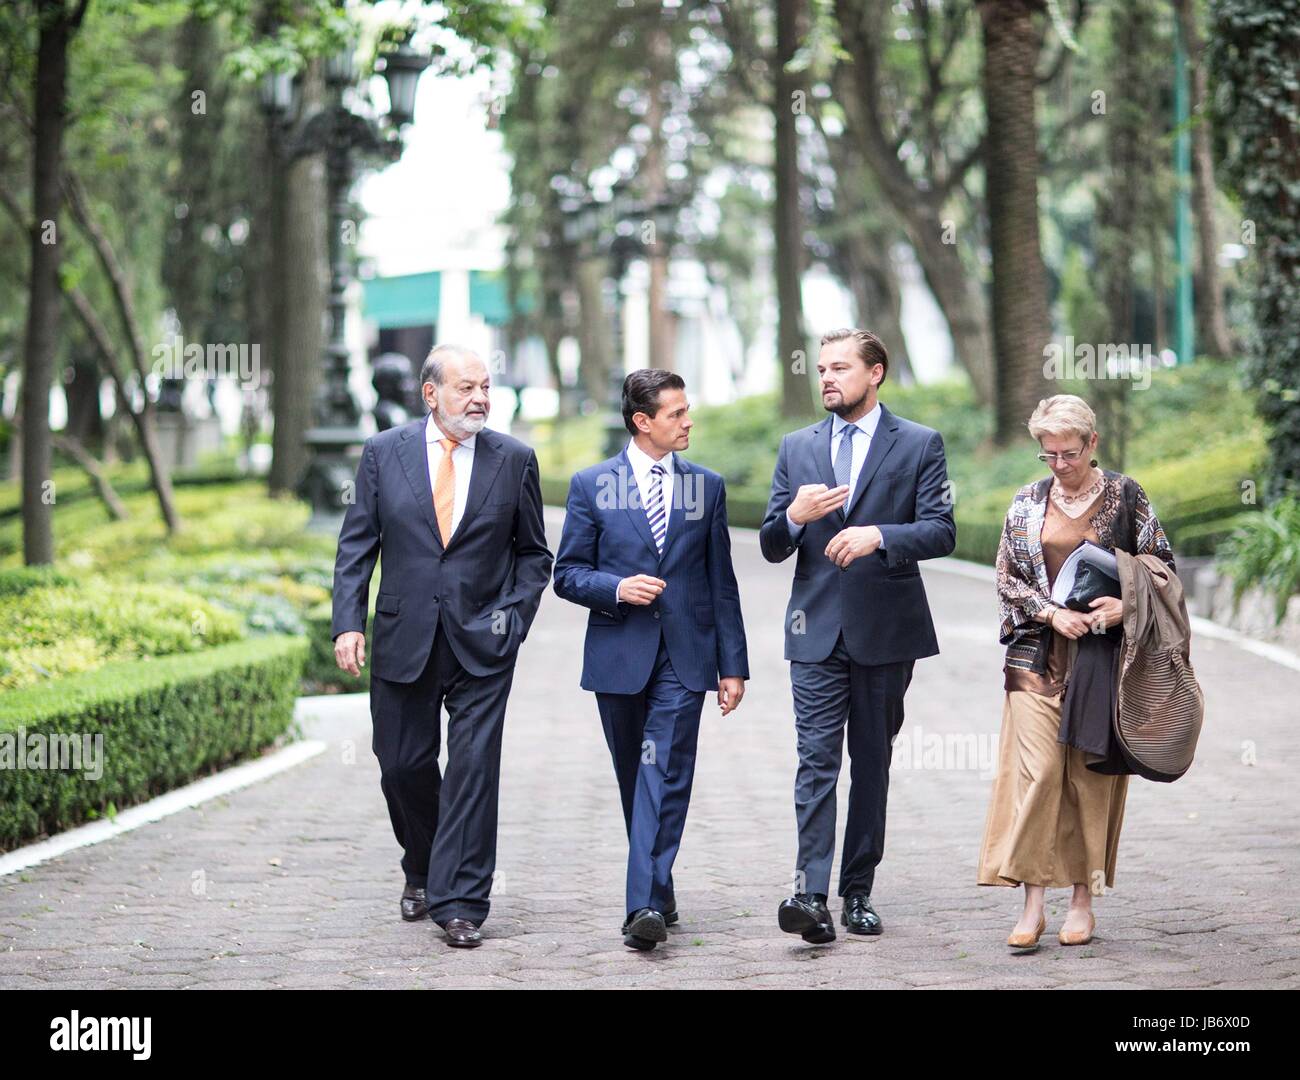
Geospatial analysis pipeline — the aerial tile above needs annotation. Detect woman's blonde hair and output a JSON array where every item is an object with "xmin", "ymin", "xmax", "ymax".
[{"xmin": 1027, "ymin": 394, "xmax": 1096, "ymax": 443}]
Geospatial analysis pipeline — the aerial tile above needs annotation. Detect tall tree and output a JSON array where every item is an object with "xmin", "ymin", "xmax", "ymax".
[
  {"xmin": 977, "ymin": 0, "xmax": 1053, "ymax": 442},
  {"xmin": 773, "ymin": 0, "xmax": 814, "ymax": 417},
  {"xmin": 267, "ymin": 58, "xmax": 327, "ymax": 495},
  {"xmin": 20, "ymin": 0, "xmax": 88, "ymax": 564},
  {"xmin": 832, "ymin": 0, "xmax": 996, "ymax": 404},
  {"xmin": 1173, "ymin": 0, "xmax": 1233, "ymax": 359},
  {"xmin": 1209, "ymin": 0, "xmax": 1300, "ymax": 497}
]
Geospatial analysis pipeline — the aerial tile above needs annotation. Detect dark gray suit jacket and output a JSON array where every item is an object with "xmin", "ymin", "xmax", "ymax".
[
  {"xmin": 331, "ymin": 418, "xmax": 553, "ymax": 683},
  {"xmin": 758, "ymin": 403, "xmax": 956, "ymax": 666}
]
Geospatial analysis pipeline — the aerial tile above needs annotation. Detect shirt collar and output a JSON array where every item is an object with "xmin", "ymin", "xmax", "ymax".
[
  {"xmin": 832, "ymin": 400, "xmax": 882, "ymax": 440},
  {"xmin": 425, "ymin": 412, "xmax": 476, "ymax": 450},
  {"xmin": 625, "ymin": 439, "xmax": 673, "ymax": 482}
]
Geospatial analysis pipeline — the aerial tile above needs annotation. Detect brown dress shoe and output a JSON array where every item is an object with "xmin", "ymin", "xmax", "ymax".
[
  {"xmin": 1058, "ymin": 912, "xmax": 1095, "ymax": 946},
  {"xmin": 1007, "ymin": 913, "xmax": 1047, "ymax": 949},
  {"xmin": 401, "ymin": 884, "xmax": 428, "ymax": 921},
  {"xmin": 444, "ymin": 918, "xmax": 483, "ymax": 948}
]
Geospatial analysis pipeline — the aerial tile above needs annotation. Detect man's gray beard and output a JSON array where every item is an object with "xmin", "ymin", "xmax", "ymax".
[{"xmin": 436, "ymin": 408, "xmax": 487, "ymax": 440}]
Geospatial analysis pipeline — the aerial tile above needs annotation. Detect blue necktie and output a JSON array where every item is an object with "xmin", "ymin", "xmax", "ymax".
[{"xmin": 646, "ymin": 462, "xmax": 667, "ymax": 554}]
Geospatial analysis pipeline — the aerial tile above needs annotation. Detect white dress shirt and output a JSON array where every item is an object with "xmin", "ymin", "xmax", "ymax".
[
  {"xmin": 787, "ymin": 402, "xmax": 885, "ymax": 546},
  {"xmin": 426, "ymin": 413, "xmax": 476, "ymax": 535},
  {"xmin": 614, "ymin": 440, "xmax": 675, "ymax": 607},
  {"xmin": 625, "ymin": 439, "xmax": 676, "ymax": 543}
]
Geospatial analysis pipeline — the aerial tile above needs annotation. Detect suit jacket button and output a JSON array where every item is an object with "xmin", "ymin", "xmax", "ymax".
[{"xmin": 652, "ymin": 611, "xmax": 660, "ymax": 619}]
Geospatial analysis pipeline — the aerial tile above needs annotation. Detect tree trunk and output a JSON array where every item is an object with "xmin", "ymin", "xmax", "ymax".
[
  {"xmin": 575, "ymin": 255, "xmax": 611, "ymax": 404},
  {"xmin": 52, "ymin": 433, "xmax": 127, "ymax": 519},
  {"xmin": 63, "ymin": 174, "xmax": 180, "ymax": 532},
  {"xmin": 978, "ymin": 0, "xmax": 1053, "ymax": 444},
  {"xmin": 845, "ymin": 235, "xmax": 915, "ymax": 385},
  {"xmin": 63, "ymin": 351, "xmax": 103, "ymax": 446},
  {"xmin": 268, "ymin": 61, "xmax": 328, "ymax": 495},
  {"xmin": 21, "ymin": 0, "xmax": 81, "ymax": 564},
  {"xmin": 830, "ymin": 3, "xmax": 996, "ymax": 404},
  {"xmin": 1173, "ymin": 0, "xmax": 1234, "ymax": 359},
  {"xmin": 775, "ymin": 0, "xmax": 814, "ymax": 417},
  {"xmin": 644, "ymin": 23, "xmax": 675, "ymax": 371}
]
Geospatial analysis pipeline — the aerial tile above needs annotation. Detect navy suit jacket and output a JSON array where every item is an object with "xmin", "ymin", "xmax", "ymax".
[
  {"xmin": 553, "ymin": 448, "xmax": 749, "ymax": 695},
  {"xmin": 758, "ymin": 403, "xmax": 956, "ymax": 666},
  {"xmin": 330, "ymin": 418, "xmax": 553, "ymax": 683}
]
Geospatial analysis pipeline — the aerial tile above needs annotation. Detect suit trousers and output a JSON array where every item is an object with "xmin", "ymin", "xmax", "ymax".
[
  {"xmin": 790, "ymin": 631, "xmax": 914, "ymax": 898},
  {"xmin": 368, "ymin": 624, "xmax": 515, "ymax": 926},
  {"xmin": 596, "ymin": 632, "xmax": 706, "ymax": 918}
]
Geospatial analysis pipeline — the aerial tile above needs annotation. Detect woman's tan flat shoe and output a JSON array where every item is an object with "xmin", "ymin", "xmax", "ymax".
[
  {"xmin": 1058, "ymin": 912, "xmax": 1095, "ymax": 946},
  {"xmin": 1007, "ymin": 913, "xmax": 1047, "ymax": 949}
]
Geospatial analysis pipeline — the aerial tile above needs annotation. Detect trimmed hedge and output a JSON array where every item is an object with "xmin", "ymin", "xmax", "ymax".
[
  {"xmin": 303, "ymin": 602, "xmax": 371, "ymax": 693},
  {"xmin": 0, "ymin": 462, "xmax": 246, "ymax": 523},
  {"xmin": 0, "ymin": 635, "xmax": 307, "ymax": 852}
]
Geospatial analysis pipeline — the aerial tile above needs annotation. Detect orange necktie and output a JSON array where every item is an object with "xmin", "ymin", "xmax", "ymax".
[{"xmin": 433, "ymin": 437, "xmax": 460, "ymax": 545}]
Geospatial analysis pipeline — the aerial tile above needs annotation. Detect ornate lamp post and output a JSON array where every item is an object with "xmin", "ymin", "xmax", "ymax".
[{"xmin": 260, "ymin": 34, "xmax": 431, "ymax": 529}]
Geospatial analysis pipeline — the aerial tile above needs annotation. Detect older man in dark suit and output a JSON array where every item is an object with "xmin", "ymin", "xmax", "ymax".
[
  {"xmin": 331, "ymin": 344, "xmax": 553, "ymax": 948},
  {"xmin": 760, "ymin": 328, "xmax": 955, "ymax": 944}
]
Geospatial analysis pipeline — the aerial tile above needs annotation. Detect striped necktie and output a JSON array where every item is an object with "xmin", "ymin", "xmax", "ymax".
[{"xmin": 646, "ymin": 461, "xmax": 667, "ymax": 555}]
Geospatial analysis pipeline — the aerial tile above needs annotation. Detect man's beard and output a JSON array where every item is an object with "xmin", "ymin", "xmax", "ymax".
[
  {"xmin": 436, "ymin": 406, "xmax": 487, "ymax": 440},
  {"xmin": 824, "ymin": 387, "xmax": 869, "ymax": 418}
]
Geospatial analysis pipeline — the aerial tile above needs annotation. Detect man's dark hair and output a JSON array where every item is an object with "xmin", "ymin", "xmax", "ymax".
[
  {"xmin": 820, "ymin": 327, "xmax": 889, "ymax": 384},
  {"xmin": 622, "ymin": 369, "xmax": 686, "ymax": 434}
]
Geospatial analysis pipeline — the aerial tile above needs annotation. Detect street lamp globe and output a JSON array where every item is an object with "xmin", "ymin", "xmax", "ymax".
[
  {"xmin": 381, "ymin": 39, "xmax": 431, "ymax": 128},
  {"xmin": 259, "ymin": 70, "xmax": 294, "ymax": 119}
]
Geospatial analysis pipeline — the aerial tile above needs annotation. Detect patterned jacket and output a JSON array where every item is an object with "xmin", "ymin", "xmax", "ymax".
[{"xmin": 995, "ymin": 469, "xmax": 1175, "ymax": 675}]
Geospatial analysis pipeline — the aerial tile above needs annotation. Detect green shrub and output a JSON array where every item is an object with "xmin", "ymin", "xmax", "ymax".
[
  {"xmin": 0, "ymin": 581, "xmax": 245, "ymax": 690},
  {"xmin": 1217, "ymin": 497, "xmax": 1300, "ymax": 623},
  {"xmin": 0, "ymin": 636, "xmax": 308, "ymax": 851},
  {"xmin": 302, "ymin": 602, "xmax": 371, "ymax": 693},
  {"xmin": 0, "ymin": 566, "xmax": 76, "ymax": 598}
]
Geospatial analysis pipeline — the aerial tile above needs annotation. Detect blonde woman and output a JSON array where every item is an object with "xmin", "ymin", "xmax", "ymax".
[{"xmin": 978, "ymin": 394, "xmax": 1174, "ymax": 947}]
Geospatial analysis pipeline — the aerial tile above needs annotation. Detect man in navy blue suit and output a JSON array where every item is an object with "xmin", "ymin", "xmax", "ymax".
[
  {"xmin": 554, "ymin": 369, "xmax": 749, "ymax": 951},
  {"xmin": 760, "ymin": 328, "xmax": 955, "ymax": 944}
]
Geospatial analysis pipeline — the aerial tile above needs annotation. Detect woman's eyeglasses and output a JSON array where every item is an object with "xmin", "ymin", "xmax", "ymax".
[{"xmin": 1036, "ymin": 447, "xmax": 1087, "ymax": 464}]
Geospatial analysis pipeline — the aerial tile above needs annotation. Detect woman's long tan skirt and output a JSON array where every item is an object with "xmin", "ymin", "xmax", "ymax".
[{"xmin": 977, "ymin": 690, "xmax": 1129, "ymax": 891}]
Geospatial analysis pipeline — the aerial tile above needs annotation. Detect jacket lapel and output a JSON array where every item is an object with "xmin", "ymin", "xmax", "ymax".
[
  {"xmin": 445, "ymin": 428, "xmax": 505, "ymax": 548},
  {"xmin": 615, "ymin": 449, "xmax": 661, "ymax": 559},
  {"xmin": 843, "ymin": 403, "xmax": 900, "ymax": 521},
  {"xmin": 397, "ymin": 419, "xmax": 443, "ymax": 550},
  {"xmin": 656, "ymin": 453, "xmax": 690, "ymax": 562},
  {"xmin": 1026, "ymin": 476, "xmax": 1052, "ymax": 596},
  {"xmin": 813, "ymin": 417, "xmax": 838, "ymax": 494}
]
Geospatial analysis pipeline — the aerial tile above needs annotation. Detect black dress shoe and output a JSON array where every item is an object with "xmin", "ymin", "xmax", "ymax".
[
  {"xmin": 624, "ymin": 906, "xmax": 679, "ymax": 932},
  {"xmin": 443, "ymin": 917, "xmax": 482, "ymax": 948},
  {"xmin": 841, "ymin": 893, "xmax": 882, "ymax": 935},
  {"xmin": 777, "ymin": 893, "xmax": 836, "ymax": 944},
  {"xmin": 623, "ymin": 908, "xmax": 668, "ymax": 950},
  {"xmin": 400, "ymin": 883, "xmax": 428, "ymax": 921}
]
